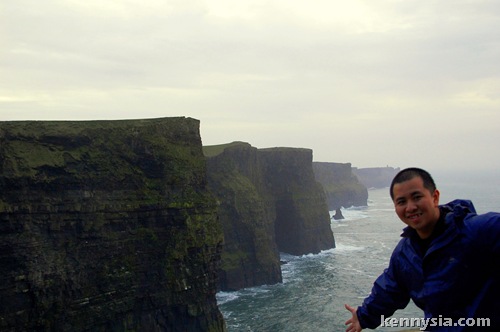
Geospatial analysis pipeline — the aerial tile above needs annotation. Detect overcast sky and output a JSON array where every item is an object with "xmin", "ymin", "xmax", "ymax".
[{"xmin": 1, "ymin": 0, "xmax": 499, "ymax": 173}]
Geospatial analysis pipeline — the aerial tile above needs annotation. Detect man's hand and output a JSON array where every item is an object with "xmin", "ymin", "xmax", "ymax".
[{"xmin": 344, "ymin": 304, "xmax": 362, "ymax": 332}]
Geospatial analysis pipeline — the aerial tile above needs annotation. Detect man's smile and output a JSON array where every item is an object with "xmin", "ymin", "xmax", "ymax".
[{"xmin": 406, "ymin": 213, "xmax": 423, "ymax": 221}]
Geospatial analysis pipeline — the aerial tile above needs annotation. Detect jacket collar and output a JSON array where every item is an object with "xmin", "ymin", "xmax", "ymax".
[
  {"xmin": 400, "ymin": 200, "xmax": 477, "ymax": 257},
  {"xmin": 400, "ymin": 199, "xmax": 476, "ymax": 239}
]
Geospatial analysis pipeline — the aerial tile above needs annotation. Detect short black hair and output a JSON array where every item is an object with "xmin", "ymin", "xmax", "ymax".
[{"xmin": 389, "ymin": 167, "xmax": 437, "ymax": 200}]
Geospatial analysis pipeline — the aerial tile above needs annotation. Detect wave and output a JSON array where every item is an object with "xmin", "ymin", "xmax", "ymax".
[
  {"xmin": 217, "ymin": 248, "xmax": 344, "ymax": 306},
  {"xmin": 216, "ymin": 284, "xmax": 273, "ymax": 306},
  {"xmin": 368, "ymin": 208, "xmax": 394, "ymax": 212},
  {"xmin": 216, "ymin": 291, "xmax": 240, "ymax": 305},
  {"xmin": 333, "ymin": 243, "xmax": 365, "ymax": 253}
]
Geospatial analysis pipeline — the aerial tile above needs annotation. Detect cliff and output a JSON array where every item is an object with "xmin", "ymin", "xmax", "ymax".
[
  {"xmin": 0, "ymin": 118, "xmax": 226, "ymax": 331},
  {"xmin": 204, "ymin": 142, "xmax": 282, "ymax": 291},
  {"xmin": 259, "ymin": 148, "xmax": 335, "ymax": 255},
  {"xmin": 353, "ymin": 166, "xmax": 400, "ymax": 189},
  {"xmin": 204, "ymin": 142, "xmax": 335, "ymax": 291},
  {"xmin": 313, "ymin": 162, "xmax": 368, "ymax": 210}
]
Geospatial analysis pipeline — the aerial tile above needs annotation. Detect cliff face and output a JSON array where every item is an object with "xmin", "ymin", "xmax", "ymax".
[
  {"xmin": 259, "ymin": 149, "xmax": 335, "ymax": 256},
  {"xmin": 313, "ymin": 162, "xmax": 368, "ymax": 210},
  {"xmin": 204, "ymin": 142, "xmax": 335, "ymax": 291},
  {"xmin": 204, "ymin": 142, "xmax": 282, "ymax": 291},
  {"xmin": 0, "ymin": 118, "xmax": 226, "ymax": 331},
  {"xmin": 353, "ymin": 167, "xmax": 400, "ymax": 189}
]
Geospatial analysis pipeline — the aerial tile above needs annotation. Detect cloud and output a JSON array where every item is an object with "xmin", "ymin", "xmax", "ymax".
[{"xmin": 1, "ymin": 0, "xmax": 499, "ymax": 171}]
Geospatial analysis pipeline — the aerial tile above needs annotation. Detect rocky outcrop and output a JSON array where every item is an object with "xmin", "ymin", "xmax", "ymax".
[
  {"xmin": 313, "ymin": 162, "xmax": 368, "ymax": 211},
  {"xmin": 204, "ymin": 142, "xmax": 335, "ymax": 291},
  {"xmin": 332, "ymin": 208, "xmax": 344, "ymax": 220},
  {"xmin": 353, "ymin": 166, "xmax": 400, "ymax": 189},
  {"xmin": 0, "ymin": 118, "xmax": 226, "ymax": 331}
]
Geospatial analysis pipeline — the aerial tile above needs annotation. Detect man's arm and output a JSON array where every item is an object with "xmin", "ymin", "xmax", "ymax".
[
  {"xmin": 353, "ymin": 242, "xmax": 411, "ymax": 329},
  {"xmin": 472, "ymin": 212, "xmax": 500, "ymax": 254}
]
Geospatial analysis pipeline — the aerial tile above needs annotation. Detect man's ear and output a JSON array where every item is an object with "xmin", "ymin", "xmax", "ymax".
[{"xmin": 433, "ymin": 189, "xmax": 440, "ymax": 206}]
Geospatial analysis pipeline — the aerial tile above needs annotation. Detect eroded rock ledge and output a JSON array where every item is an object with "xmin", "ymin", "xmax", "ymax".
[
  {"xmin": 313, "ymin": 162, "xmax": 368, "ymax": 210},
  {"xmin": 353, "ymin": 166, "xmax": 400, "ymax": 189}
]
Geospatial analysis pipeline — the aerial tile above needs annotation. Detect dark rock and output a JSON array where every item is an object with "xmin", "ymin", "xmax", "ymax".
[
  {"xmin": 332, "ymin": 208, "xmax": 345, "ymax": 220},
  {"xmin": 204, "ymin": 142, "xmax": 335, "ymax": 291},
  {"xmin": 313, "ymin": 162, "xmax": 368, "ymax": 210},
  {"xmin": 352, "ymin": 166, "xmax": 400, "ymax": 189},
  {"xmin": 0, "ymin": 118, "xmax": 226, "ymax": 331},
  {"xmin": 204, "ymin": 142, "xmax": 282, "ymax": 291},
  {"xmin": 259, "ymin": 148, "xmax": 335, "ymax": 256}
]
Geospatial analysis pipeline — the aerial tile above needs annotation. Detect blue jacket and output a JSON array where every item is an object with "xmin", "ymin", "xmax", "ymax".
[{"xmin": 357, "ymin": 199, "xmax": 500, "ymax": 330}]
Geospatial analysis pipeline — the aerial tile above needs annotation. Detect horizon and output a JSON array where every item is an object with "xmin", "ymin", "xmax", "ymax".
[
  {"xmin": 1, "ymin": 116, "xmax": 500, "ymax": 175},
  {"xmin": 1, "ymin": 1, "xmax": 499, "ymax": 173}
]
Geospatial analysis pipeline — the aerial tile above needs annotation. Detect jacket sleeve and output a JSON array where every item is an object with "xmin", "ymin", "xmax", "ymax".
[
  {"xmin": 472, "ymin": 212, "xmax": 500, "ymax": 255},
  {"xmin": 356, "ymin": 243, "xmax": 411, "ymax": 329}
]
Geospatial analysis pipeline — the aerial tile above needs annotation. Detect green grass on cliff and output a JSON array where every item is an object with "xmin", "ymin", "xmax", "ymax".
[{"xmin": 0, "ymin": 117, "xmax": 209, "ymax": 208}]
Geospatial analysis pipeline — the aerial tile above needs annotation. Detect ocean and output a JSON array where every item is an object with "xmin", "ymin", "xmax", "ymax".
[{"xmin": 216, "ymin": 170, "xmax": 500, "ymax": 332}]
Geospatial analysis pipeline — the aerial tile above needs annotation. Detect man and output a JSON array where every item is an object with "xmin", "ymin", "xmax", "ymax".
[{"xmin": 345, "ymin": 167, "xmax": 499, "ymax": 331}]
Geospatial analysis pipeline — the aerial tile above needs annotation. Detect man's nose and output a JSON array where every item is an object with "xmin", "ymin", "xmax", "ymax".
[{"xmin": 406, "ymin": 200, "xmax": 417, "ymax": 211}]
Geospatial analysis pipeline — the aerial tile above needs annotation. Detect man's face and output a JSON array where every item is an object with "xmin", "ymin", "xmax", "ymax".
[{"xmin": 392, "ymin": 176, "xmax": 440, "ymax": 239}]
